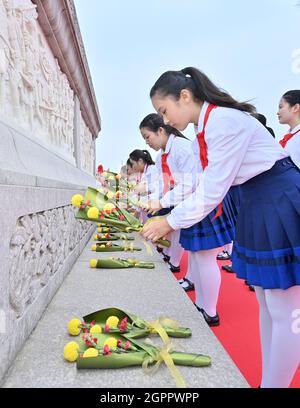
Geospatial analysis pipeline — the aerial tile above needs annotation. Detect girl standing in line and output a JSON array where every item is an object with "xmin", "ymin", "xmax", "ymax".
[
  {"xmin": 140, "ymin": 113, "xmax": 237, "ymax": 323},
  {"xmin": 142, "ymin": 67, "xmax": 300, "ymax": 388},
  {"xmin": 278, "ymin": 90, "xmax": 300, "ymax": 168}
]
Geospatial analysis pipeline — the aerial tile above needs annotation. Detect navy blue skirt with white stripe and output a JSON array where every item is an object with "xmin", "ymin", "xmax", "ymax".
[
  {"xmin": 179, "ymin": 186, "xmax": 240, "ymax": 251},
  {"xmin": 232, "ymin": 157, "xmax": 300, "ymax": 290}
]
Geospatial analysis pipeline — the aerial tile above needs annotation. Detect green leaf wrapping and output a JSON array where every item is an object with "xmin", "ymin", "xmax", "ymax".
[
  {"xmin": 82, "ymin": 308, "xmax": 192, "ymax": 339},
  {"xmin": 94, "ymin": 258, "xmax": 155, "ymax": 269}
]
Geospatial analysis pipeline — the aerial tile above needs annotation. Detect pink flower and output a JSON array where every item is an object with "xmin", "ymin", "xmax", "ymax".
[
  {"xmin": 125, "ymin": 341, "xmax": 131, "ymax": 351},
  {"xmin": 103, "ymin": 345, "xmax": 112, "ymax": 355},
  {"xmin": 90, "ymin": 320, "xmax": 95, "ymax": 326},
  {"xmin": 100, "ymin": 215, "xmax": 105, "ymax": 220},
  {"xmin": 119, "ymin": 317, "xmax": 128, "ymax": 332},
  {"xmin": 119, "ymin": 215, "xmax": 125, "ymax": 221},
  {"xmin": 117, "ymin": 340, "xmax": 122, "ymax": 348},
  {"xmin": 104, "ymin": 324, "xmax": 110, "ymax": 333}
]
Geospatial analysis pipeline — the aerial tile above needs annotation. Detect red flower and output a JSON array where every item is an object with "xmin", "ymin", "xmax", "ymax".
[
  {"xmin": 104, "ymin": 324, "xmax": 110, "ymax": 333},
  {"xmin": 103, "ymin": 345, "xmax": 112, "ymax": 355},
  {"xmin": 125, "ymin": 341, "xmax": 131, "ymax": 350},
  {"xmin": 119, "ymin": 215, "xmax": 125, "ymax": 221},
  {"xmin": 117, "ymin": 340, "xmax": 122, "ymax": 348},
  {"xmin": 86, "ymin": 200, "xmax": 91, "ymax": 206},
  {"xmin": 90, "ymin": 320, "xmax": 95, "ymax": 326},
  {"xmin": 100, "ymin": 215, "xmax": 105, "ymax": 220},
  {"xmin": 97, "ymin": 165, "xmax": 104, "ymax": 174}
]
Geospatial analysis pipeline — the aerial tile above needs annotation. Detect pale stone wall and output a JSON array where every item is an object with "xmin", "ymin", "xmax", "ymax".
[{"xmin": 0, "ymin": 0, "xmax": 100, "ymax": 380}]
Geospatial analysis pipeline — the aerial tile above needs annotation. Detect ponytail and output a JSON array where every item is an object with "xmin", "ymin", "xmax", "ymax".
[
  {"xmin": 129, "ymin": 149, "xmax": 155, "ymax": 165},
  {"xmin": 139, "ymin": 113, "xmax": 189, "ymax": 139},
  {"xmin": 150, "ymin": 67, "xmax": 256, "ymax": 114}
]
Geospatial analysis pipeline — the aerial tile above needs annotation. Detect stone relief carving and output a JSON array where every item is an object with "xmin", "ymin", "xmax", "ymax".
[
  {"xmin": 80, "ymin": 112, "xmax": 95, "ymax": 175},
  {"xmin": 0, "ymin": 0, "xmax": 75, "ymax": 159},
  {"xmin": 9, "ymin": 205, "xmax": 92, "ymax": 318}
]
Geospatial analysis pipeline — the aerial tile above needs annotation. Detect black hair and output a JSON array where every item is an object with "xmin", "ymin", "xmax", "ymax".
[
  {"xmin": 253, "ymin": 113, "xmax": 275, "ymax": 138},
  {"xmin": 150, "ymin": 67, "xmax": 256, "ymax": 114},
  {"xmin": 126, "ymin": 158, "xmax": 133, "ymax": 168},
  {"xmin": 129, "ymin": 149, "xmax": 155, "ymax": 165},
  {"xmin": 282, "ymin": 90, "xmax": 300, "ymax": 107},
  {"xmin": 139, "ymin": 113, "xmax": 189, "ymax": 139}
]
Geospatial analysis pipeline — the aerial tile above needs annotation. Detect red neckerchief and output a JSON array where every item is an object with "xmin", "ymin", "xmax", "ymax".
[
  {"xmin": 161, "ymin": 151, "xmax": 175, "ymax": 194},
  {"xmin": 197, "ymin": 104, "xmax": 223, "ymax": 220},
  {"xmin": 279, "ymin": 128, "xmax": 300, "ymax": 148}
]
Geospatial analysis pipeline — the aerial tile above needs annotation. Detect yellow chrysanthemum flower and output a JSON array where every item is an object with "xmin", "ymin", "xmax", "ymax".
[
  {"xmin": 106, "ymin": 191, "xmax": 114, "ymax": 199},
  {"xmin": 90, "ymin": 259, "xmax": 98, "ymax": 268},
  {"xmin": 91, "ymin": 245, "xmax": 97, "ymax": 251},
  {"xmin": 83, "ymin": 348, "xmax": 99, "ymax": 358},
  {"xmin": 104, "ymin": 337, "xmax": 118, "ymax": 348},
  {"xmin": 106, "ymin": 316, "xmax": 119, "ymax": 328},
  {"xmin": 68, "ymin": 318, "xmax": 81, "ymax": 336},
  {"xmin": 103, "ymin": 203, "xmax": 115, "ymax": 213},
  {"xmin": 64, "ymin": 342, "xmax": 79, "ymax": 362},
  {"xmin": 87, "ymin": 207, "xmax": 99, "ymax": 219},
  {"xmin": 71, "ymin": 194, "xmax": 84, "ymax": 208},
  {"xmin": 90, "ymin": 324, "xmax": 102, "ymax": 334}
]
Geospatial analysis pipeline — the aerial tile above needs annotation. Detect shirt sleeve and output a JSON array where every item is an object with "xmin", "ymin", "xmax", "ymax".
[
  {"xmin": 167, "ymin": 114, "xmax": 252, "ymax": 230},
  {"xmin": 160, "ymin": 145, "xmax": 197, "ymax": 208}
]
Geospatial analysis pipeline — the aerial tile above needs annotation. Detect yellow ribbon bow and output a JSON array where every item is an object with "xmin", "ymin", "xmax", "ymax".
[{"xmin": 142, "ymin": 341, "xmax": 187, "ymax": 388}]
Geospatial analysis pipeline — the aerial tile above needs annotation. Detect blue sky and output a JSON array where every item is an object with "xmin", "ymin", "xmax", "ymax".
[{"xmin": 74, "ymin": 0, "xmax": 300, "ymax": 171}]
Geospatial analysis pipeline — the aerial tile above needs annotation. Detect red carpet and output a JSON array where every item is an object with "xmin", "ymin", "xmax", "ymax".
[{"xmin": 178, "ymin": 251, "xmax": 300, "ymax": 388}]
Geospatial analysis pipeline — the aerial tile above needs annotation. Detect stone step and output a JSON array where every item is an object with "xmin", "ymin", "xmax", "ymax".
[{"xmin": 1, "ymin": 233, "xmax": 248, "ymax": 388}]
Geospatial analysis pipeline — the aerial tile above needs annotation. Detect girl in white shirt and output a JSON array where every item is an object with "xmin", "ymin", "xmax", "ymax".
[
  {"xmin": 278, "ymin": 90, "xmax": 300, "ymax": 168},
  {"xmin": 139, "ymin": 113, "xmax": 191, "ymax": 274},
  {"xmin": 129, "ymin": 149, "xmax": 158, "ymax": 224},
  {"xmin": 140, "ymin": 113, "xmax": 239, "ymax": 314},
  {"xmin": 142, "ymin": 67, "xmax": 300, "ymax": 388}
]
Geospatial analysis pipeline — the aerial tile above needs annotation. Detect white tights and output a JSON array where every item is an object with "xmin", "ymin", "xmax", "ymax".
[
  {"xmin": 255, "ymin": 285, "xmax": 300, "ymax": 388},
  {"xmin": 165, "ymin": 229, "xmax": 184, "ymax": 267},
  {"xmin": 189, "ymin": 248, "xmax": 221, "ymax": 317}
]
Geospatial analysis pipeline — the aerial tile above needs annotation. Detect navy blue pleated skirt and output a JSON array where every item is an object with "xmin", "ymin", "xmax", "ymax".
[
  {"xmin": 232, "ymin": 157, "xmax": 300, "ymax": 289},
  {"xmin": 179, "ymin": 186, "xmax": 240, "ymax": 251}
]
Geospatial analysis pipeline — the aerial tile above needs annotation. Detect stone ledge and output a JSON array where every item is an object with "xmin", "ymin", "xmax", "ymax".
[{"xmin": 1, "ymin": 233, "xmax": 249, "ymax": 388}]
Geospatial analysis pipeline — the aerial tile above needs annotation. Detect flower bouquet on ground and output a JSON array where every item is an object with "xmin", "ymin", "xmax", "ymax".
[
  {"xmin": 64, "ymin": 332, "xmax": 211, "ymax": 388},
  {"xmin": 93, "ymin": 233, "xmax": 135, "ymax": 241},
  {"xmin": 71, "ymin": 187, "xmax": 170, "ymax": 248},
  {"xmin": 67, "ymin": 308, "xmax": 192, "ymax": 340},
  {"xmin": 91, "ymin": 242, "xmax": 141, "ymax": 252},
  {"xmin": 89, "ymin": 257, "xmax": 155, "ymax": 269},
  {"xmin": 97, "ymin": 225, "xmax": 125, "ymax": 233}
]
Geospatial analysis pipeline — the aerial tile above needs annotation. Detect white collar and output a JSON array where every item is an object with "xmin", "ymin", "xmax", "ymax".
[
  {"xmin": 290, "ymin": 123, "xmax": 300, "ymax": 134},
  {"xmin": 161, "ymin": 133, "xmax": 175, "ymax": 154},
  {"xmin": 196, "ymin": 101, "xmax": 209, "ymax": 133}
]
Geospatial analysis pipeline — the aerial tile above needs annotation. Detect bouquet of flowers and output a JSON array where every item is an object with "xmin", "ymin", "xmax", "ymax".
[
  {"xmin": 66, "ymin": 308, "xmax": 192, "ymax": 340},
  {"xmin": 64, "ymin": 310, "xmax": 211, "ymax": 388},
  {"xmin": 71, "ymin": 187, "xmax": 170, "ymax": 248},
  {"xmin": 97, "ymin": 225, "xmax": 125, "ymax": 233},
  {"xmin": 93, "ymin": 233, "xmax": 134, "ymax": 241},
  {"xmin": 89, "ymin": 257, "xmax": 155, "ymax": 269},
  {"xmin": 91, "ymin": 242, "xmax": 141, "ymax": 252}
]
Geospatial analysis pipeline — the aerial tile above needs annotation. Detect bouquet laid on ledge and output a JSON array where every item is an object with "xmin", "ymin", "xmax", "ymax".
[
  {"xmin": 91, "ymin": 242, "xmax": 141, "ymax": 252},
  {"xmin": 89, "ymin": 257, "xmax": 155, "ymax": 269},
  {"xmin": 64, "ymin": 308, "xmax": 211, "ymax": 388},
  {"xmin": 93, "ymin": 233, "xmax": 135, "ymax": 241},
  {"xmin": 97, "ymin": 225, "xmax": 125, "ymax": 233},
  {"xmin": 71, "ymin": 187, "xmax": 170, "ymax": 248},
  {"xmin": 67, "ymin": 308, "xmax": 192, "ymax": 339}
]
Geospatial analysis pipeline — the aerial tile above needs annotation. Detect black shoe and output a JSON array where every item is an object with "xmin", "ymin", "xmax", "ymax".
[
  {"xmin": 156, "ymin": 246, "xmax": 163, "ymax": 253},
  {"xmin": 217, "ymin": 250, "xmax": 231, "ymax": 261},
  {"xmin": 179, "ymin": 278, "xmax": 194, "ymax": 292},
  {"xmin": 169, "ymin": 263, "xmax": 180, "ymax": 273},
  {"xmin": 221, "ymin": 265, "xmax": 234, "ymax": 273},
  {"xmin": 194, "ymin": 304, "xmax": 220, "ymax": 326},
  {"xmin": 162, "ymin": 253, "xmax": 170, "ymax": 263},
  {"xmin": 245, "ymin": 280, "xmax": 255, "ymax": 292}
]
